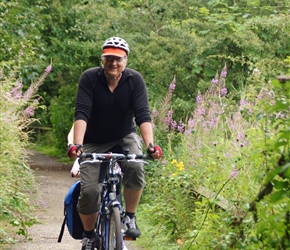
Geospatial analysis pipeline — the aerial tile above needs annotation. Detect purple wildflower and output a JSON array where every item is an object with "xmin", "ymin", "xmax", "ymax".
[
  {"xmin": 220, "ymin": 87, "xmax": 227, "ymax": 96},
  {"xmin": 239, "ymin": 100, "xmax": 248, "ymax": 106},
  {"xmin": 185, "ymin": 129, "xmax": 192, "ymax": 134},
  {"xmin": 220, "ymin": 63, "xmax": 227, "ymax": 78},
  {"xmin": 231, "ymin": 169, "xmax": 238, "ymax": 178},
  {"xmin": 237, "ymin": 132, "xmax": 245, "ymax": 141},
  {"xmin": 152, "ymin": 108, "xmax": 158, "ymax": 117},
  {"xmin": 24, "ymin": 106, "xmax": 36, "ymax": 117},
  {"xmin": 11, "ymin": 80, "xmax": 23, "ymax": 99},
  {"xmin": 45, "ymin": 64, "xmax": 52, "ymax": 73},
  {"xmin": 200, "ymin": 108, "xmax": 206, "ymax": 116},
  {"xmin": 23, "ymin": 86, "xmax": 34, "ymax": 100},
  {"xmin": 276, "ymin": 111, "xmax": 284, "ymax": 118},
  {"xmin": 220, "ymin": 70, "xmax": 227, "ymax": 78},
  {"xmin": 177, "ymin": 122, "xmax": 185, "ymax": 132},
  {"xmin": 162, "ymin": 116, "xmax": 171, "ymax": 125},
  {"xmin": 187, "ymin": 118, "xmax": 195, "ymax": 129},
  {"xmin": 196, "ymin": 95, "xmax": 203, "ymax": 104},
  {"xmin": 168, "ymin": 75, "xmax": 176, "ymax": 92},
  {"xmin": 169, "ymin": 82, "xmax": 176, "ymax": 91},
  {"xmin": 171, "ymin": 120, "xmax": 177, "ymax": 128},
  {"xmin": 211, "ymin": 78, "xmax": 219, "ymax": 85},
  {"xmin": 167, "ymin": 110, "xmax": 173, "ymax": 118}
]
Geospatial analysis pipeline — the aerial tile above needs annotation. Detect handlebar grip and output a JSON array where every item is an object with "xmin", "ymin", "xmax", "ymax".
[
  {"xmin": 79, "ymin": 152, "xmax": 88, "ymax": 160},
  {"xmin": 134, "ymin": 154, "xmax": 152, "ymax": 160}
]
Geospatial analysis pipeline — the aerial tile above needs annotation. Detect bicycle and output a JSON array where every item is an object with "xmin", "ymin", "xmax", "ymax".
[{"xmin": 78, "ymin": 150, "xmax": 152, "ymax": 250}]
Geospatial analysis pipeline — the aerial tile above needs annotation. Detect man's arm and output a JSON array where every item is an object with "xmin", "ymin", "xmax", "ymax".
[
  {"xmin": 67, "ymin": 119, "xmax": 87, "ymax": 160},
  {"xmin": 139, "ymin": 122, "xmax": 161, "ymax": 159},
  {"xmin": 67, "ymin": 124, "xmax": 74, "ymax": 146},
  {"xmin": 74, "ymin": 119, "xmax": 87, "ymax": 145},
  {"xmin": 139, "ymin": 122, "xmax": 154, "ymax": 149}
]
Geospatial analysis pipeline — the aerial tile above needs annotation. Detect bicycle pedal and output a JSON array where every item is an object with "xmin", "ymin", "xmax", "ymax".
[{"xmin": 123, "ymin": 236, "xmax": 136, "ymax": 241}]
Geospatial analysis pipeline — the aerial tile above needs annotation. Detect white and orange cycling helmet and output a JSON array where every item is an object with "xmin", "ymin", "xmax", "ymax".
[{"xmin": 102, "ymin": 37, "xmax": 130, "ymax": 56}]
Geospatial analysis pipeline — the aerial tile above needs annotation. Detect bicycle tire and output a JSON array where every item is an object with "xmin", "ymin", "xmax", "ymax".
[
  {"xmin": 97, "ymin": 213, "xmax": 105, "ymax": 250},
  {"xmin": 108, "ymin": 206, "xmax": 122, "ymax": 250}
]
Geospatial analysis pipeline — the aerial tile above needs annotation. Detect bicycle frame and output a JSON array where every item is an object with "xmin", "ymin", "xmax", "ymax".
[
  {"xmin": 97, "ymin": 158, "xmax": 123, "ymax": 250},
  {"xmin": 79, "ymin": 152, "xmax": 151, "ymax": 250}
]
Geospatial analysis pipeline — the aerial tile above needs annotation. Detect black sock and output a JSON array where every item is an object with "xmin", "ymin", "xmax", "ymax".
[
  {"xmin": 84, "ymin": 229, "xmax": 95, "ymax": 238},
  {"xmin": 126, "ymin": 212, "xmax": 135, "ymax": 219}
]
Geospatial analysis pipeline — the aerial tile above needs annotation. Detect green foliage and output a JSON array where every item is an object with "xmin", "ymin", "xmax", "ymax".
[
  {"xmin": 2, "ymin": 0, "xmax": 289, "ymax": 147},
  {"xmin": 49, "ymin": 83, "xmax": 77, "ymax": 151},
  {"xmin": 1, "ymin": 0, "xmax": 290, "ymax": 247},
  {"xmin": 0, "ymin": 62, "xmax": 51, "ymax": 244},
  {"xmin": 140, "ymin": 63, "xmax": 289, "ymax": 249}
]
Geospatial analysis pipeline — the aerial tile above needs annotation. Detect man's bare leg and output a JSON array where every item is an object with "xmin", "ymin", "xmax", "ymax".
[
  {"xmin": 123, "ymin": 187, "xmax": 143, "ymax": 212},
  {"xmin": 79, "ymin": 213, "xmax": 98, "ymax": 231},
  {"xmin": 123, "ymin": 187, "xmax": 143, "ymax": 237}
]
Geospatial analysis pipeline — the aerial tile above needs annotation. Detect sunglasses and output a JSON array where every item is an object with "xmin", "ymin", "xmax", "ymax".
[{"xmin": 104, "ymin": 56, "xmax": 126, "ymax": 63}]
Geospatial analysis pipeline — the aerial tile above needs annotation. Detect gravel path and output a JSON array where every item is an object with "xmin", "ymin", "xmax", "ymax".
[{"xmin": 7, "ymin": 151, "xmax": 141, "ymax": 250}]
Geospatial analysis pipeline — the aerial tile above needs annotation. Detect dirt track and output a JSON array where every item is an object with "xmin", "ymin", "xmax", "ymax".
[{"xmin": 6, "ymin": 150, "xmax": 141, "ymax": 250}]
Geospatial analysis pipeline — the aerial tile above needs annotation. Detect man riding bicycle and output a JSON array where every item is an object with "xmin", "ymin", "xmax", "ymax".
[{"xmin": 68, "ymin": 37, "xmax": 161, "ymax": 250}]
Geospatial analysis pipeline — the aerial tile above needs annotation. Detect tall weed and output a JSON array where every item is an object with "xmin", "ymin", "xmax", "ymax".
[
  {"xmin": 0, "ymin": 63, "xmax": 51, "ymax": 243},
  {"xmin": 141, "ymin": 63, "xmax": 289, "ymax": 249}
]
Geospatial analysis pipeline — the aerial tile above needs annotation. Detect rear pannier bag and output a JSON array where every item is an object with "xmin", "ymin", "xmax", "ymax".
[{"xmin": 58, "ymin": 180, "xmax": 84, "ymax": 242}]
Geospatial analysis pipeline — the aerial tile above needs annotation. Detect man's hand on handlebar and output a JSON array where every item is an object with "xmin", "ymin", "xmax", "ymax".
[
  {"xmin": 67, "ymin": 144, "xmax": 83, "ymax": 160},
  {"xmin": 147, "ymin": 143, "xmax": 162, "ymax": 160}
]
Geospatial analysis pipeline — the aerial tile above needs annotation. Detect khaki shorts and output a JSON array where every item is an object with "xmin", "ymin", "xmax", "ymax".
[{"xmin": 77, "ymin": 132, "xmax": 145, "ymax": 215}]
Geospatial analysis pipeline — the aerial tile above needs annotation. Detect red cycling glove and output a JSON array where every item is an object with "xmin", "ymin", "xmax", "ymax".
[
  {"xmin": 67, "ymin": 144, "xmax": 83, "ymax": 158},
  {"xmin": 147, "ymin": 143, "xmax": 162, "ymax": 159}
]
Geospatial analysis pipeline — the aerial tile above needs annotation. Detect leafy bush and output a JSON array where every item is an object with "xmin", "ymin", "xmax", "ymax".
[
  {"xmin": 0, "ymin": 62, "xmax": 52, "ymax": 244},
  {"xmin": 140, "ymin": 62, "xmax": 289, "ymax": 249}
]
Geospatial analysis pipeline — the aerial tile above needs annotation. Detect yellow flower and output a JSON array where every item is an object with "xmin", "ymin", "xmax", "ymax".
[
  {"xmin": 171, "ymin": 159, "xmax": 178, "ymax": 165},
  {"xmin": 170, "ymin": 159, "xmax": 184, "ymax": 172},
  {"xmin": 176, "ymin": 161, "xmax": 184, "ymax": 171}
]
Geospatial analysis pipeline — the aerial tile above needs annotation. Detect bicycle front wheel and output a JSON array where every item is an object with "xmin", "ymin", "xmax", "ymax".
[{"xmin": 108, "ymin": 206, "xmax": 122, "ymax": 250}]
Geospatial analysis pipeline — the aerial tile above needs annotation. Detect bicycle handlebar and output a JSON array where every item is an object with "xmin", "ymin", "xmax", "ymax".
[{"xmin": 79, "ymin": 152, "xmax": 153, "ymax": 162}]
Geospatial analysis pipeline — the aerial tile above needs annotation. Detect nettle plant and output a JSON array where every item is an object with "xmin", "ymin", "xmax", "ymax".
[
  {"xmin": 143, "ymin": 63, "xmax": 289, "ymax": 249},
  {"xmin": 0, "ymin": 62, "xmax": 52, "ymax": 243}
]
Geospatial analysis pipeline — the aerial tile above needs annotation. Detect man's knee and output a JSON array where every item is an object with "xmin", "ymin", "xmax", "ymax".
[
  {"xmin": 123, "ymin": 163, "xmax": 145, "ymax": 189},
  {"xmin": 77, "ymin": 184, "xmax": 101, "ymax": 214}
]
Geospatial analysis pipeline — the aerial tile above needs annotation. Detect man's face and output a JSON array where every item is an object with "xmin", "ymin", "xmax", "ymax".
[{"xmin": 102, "ymin": 55, "xmax": 127, "ymax": 77}]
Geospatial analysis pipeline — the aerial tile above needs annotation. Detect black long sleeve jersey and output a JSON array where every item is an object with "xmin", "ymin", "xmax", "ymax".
[{"xmin": 75, "ymin": 67, "xmax": 152, "ymax": 144}]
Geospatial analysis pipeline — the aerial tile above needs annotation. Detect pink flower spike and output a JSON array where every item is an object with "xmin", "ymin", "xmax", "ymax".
[
  {"xmin": 169, "ymin": 75, "xmax": 176, "ymax": 91},
  {"xmin": 220, "ymin": 63, "xmax": 227, "ymax": 78},
  {"xmin": 196, "ymin": 95, "xmax": 202, "ymax": 104},
  {"xmin": 24, "ymin": 106, "xmax": 36, "ymax": 117},
  {"xmin": 231, "ymin": 169, "xmax": 238, "ymax": 178},
  {"xmin": 220, "ymin": 87, "xmax": 227, "ymax": 96},
  {"xmin": 211, "ymin": 78, "xmax": 219, "ymax": 85},
  {"xmin": 169, "ymin": 83, "xmax": 176, "ymax": 91},
  {"xmin": 45, "ymin": 64, "xmax": 52, "ymax": 73},
  {"xmin": 152, "ymin": 108, "xmax": 158, "ymax": 117}
]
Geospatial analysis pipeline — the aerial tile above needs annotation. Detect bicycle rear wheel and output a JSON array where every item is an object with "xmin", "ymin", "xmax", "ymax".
[{"xmin": 108, "ymin": 206, "xmax": 122, "ymax": 250}]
